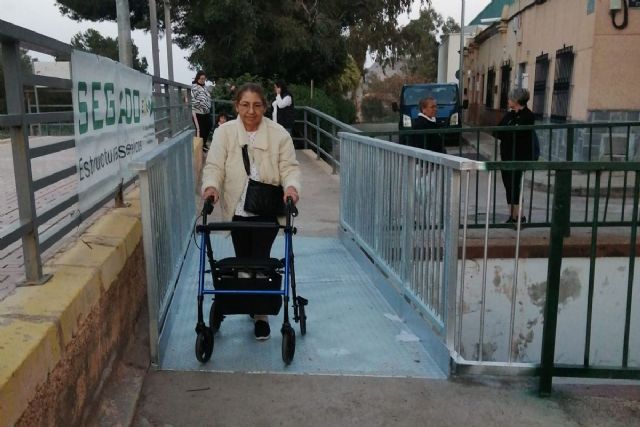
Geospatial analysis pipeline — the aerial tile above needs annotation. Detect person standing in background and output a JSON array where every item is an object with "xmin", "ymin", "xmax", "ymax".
[
  {"xmin": 191, "ymin": 70, "xmax": 213, "ymax": 152},
  {"xmin": 412, "ymin": 97, "xmax": 445, "ymax": 153},
  {"xmin": 494, "ymin": 88, "xmax": 535, "ymax": 224},
  {"xmin": 272, "ymin": 80, "xmax": 295, "ymax": 136}
]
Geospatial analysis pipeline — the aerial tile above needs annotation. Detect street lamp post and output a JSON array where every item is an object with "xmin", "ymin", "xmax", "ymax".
[{"xmin": 459, "ymin": 0, "xmax": 465, "ymax": 123}]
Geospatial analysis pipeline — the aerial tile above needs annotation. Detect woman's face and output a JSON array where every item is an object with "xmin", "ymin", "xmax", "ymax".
[
  {"xmin": 508, "ymin": 98, "xmax": 521, "ymax": 111},
  {"xmin": 235, "ymin": 90, "xmax": 265, "ymax": 131},
  {"xmin": 197, "ymin": 74, "xmax": 206, "ymax": 84}
]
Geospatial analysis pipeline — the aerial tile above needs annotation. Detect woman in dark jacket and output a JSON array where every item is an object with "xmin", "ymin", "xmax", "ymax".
[
  {"xmin": 272, "ymin": 80, "xmax": 295, "ymax": 135},
  {"xmin": 495, "ymin": 88, "xmax": 536, "ymax": 223}
]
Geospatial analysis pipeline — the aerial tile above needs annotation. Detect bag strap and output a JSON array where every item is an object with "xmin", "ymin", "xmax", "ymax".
[{"xmin": 241, "ymin": 145, "xmax": 250, "ymax": 176}]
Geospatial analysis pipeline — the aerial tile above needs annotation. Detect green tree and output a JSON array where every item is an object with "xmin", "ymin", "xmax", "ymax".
[
  {"xmin": 400, "ymin": 8, "xmax": 441, "ymax": 81},
  {"xmin": 442, "ymin": 16, "xmax": 461, "ymax": 35},
  {"xmin": 71, "ymin": 29, "xmax": 149, "ymax": 73},
  {"xmin": 56, "ymin": 0, "xmax": 155, "ymax": 30},
  {"xmin": 171, "ymin": 1, "xmax": 347, "ymax": 85}
]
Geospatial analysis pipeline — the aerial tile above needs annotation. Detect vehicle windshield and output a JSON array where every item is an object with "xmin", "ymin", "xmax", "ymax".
[{"xmin": 402, "ymin": 85, "xmax": 458, "ymax": 106}]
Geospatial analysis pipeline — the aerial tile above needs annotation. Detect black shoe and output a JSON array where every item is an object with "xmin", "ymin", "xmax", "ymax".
[
  {"xmin": 254, "ymin": 320, "xmax": 270, "ymax": 340},
  {"xmin": 506, "ymin": 216, "xmax": 527, "ymax": 225}
]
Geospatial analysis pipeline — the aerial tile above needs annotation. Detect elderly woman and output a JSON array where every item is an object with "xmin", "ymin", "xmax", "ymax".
[
  {"xmin": 201, "ymin": 83, "xmax": 301, "ymax": 340},
  {"xmin": 495, "ymin": 88, "xmax": 535, "ymax": 224}
]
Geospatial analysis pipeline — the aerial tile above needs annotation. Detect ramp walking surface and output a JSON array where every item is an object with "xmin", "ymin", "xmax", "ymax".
[
  {"xmin": 160, "ymin": 235, "xmax": 443, "ymax": 377},
  {"xmin": 128, "ymin": 150, "xmax": 640, "ymax": 427}
]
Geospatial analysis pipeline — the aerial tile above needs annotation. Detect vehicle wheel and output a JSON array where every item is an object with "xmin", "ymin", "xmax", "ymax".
[
  {"xmin": 195, "ymin": 328, "xmax": 214, "ymax": 363},
  {"xmin": 281, "ymin": 324, "xmax": 296, "ymax": 365},
  {"xmin": 298, "ymin": 304, "xmax": 307, "ymax": 336},
  {"xmin": 209, "ymin": 300, "xmax": 223, "ymax": 333}
]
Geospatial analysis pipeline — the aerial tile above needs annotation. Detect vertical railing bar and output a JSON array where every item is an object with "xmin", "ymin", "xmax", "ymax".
[
  {"xmin": 315, "ymin": 116, "xmax": 321, "ymax": 159},
  {"xmin": 509, "ymin": 169, "xmax": 526, "ymax": 363},
  {"xmin": 492, "ymin": 136, "xmax": 498, "ymax": 224},
  {"xmin": 2, "ymin": 40, "xmax": 45, "ymax": 284},
  {"xmin": 546, "ymin": 129, "xmax": 552, "ymax": 223},
  {"xmin": 401, "ymin": 154, "xmax": 413, "ymax": 287},
  {"xmin": 621, "ymin": 125, "xmax": 631, "ymax": 221},
  {"xmin": 584, "ymin": 171, "xmax": 601, "ymax": 368},
  {"xmin": 539, "ymin": 168, "xmax": 572, "ymax": 397},
  {"xmin": 331, "ymin": 124, "xmax": 337, "ymax": 174},
  {"xmin": 479, "ymin": 171, "xmax": 493, "ymax": 362},
  {"xmin": 435, "ymin": 164, "xmax": 443, "ymax": 313},
  {"xmin": 475, "ymin": 129, "xmax": 480, "ymax": 224},
  {"xmin": 445, "ymin": 168, "xmax": 461, "ymax": 350},
  {"xmin": 303, "ymin": 110, "xmax": 308, "ymax": 150},
  {"xmin": 457, "ymin": 170, "xmax": 471, "ymax": 354},
  {"xmin": 585, "ymin": 127, "xmax": 593, "ymax": 223},
  {"xmin": 603, "ymin": 126, "xmax": 614, "ymax": 222},
  {"xmin": 622, "ymin": 171, "xmax": 640, "ymax": 368}
]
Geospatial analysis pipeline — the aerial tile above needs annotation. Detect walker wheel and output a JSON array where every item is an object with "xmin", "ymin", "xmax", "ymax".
[
  {"xmin": 209, "ymin": 300, "xmax": 223, "ymax": 333},
  {"xmin": 281, "ymin": 324, "xmax": 296, "ymax": 365},
  {"xmin": 195, "ymin": 328, "xmax": 214, "ymax": 363},
  {"xmin": 298, "ymin": 304, "xmax": 307, "ymax": 336}
]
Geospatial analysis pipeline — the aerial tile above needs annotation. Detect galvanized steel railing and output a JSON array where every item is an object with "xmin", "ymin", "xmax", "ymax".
[
  {"xmin": 0, "ymin": 19, "xmax": 191, "ymax": 287},
  {"xmin": 130, "ymin": 130, "xmax": 196, "ymax": 365},
  {"xmin": 339, "ymin": 131, "xmax": 640, "ymax": 394},
  {"xmin": 339, "ymin": 131, "xmax": 483, "ymax": 350}
]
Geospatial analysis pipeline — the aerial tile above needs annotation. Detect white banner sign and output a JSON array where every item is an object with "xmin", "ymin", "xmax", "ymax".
[{"xmin": 71, "ymin": 50, "xmax": 155, "ymax": 210}]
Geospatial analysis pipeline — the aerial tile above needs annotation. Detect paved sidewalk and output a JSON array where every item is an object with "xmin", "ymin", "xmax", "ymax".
[{"xmin": 89, "ymin": 149, "xmax": 640, "ymax": 427}]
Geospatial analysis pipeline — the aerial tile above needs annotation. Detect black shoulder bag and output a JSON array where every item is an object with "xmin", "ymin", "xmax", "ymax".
[{"xmin": 241, "ymin": 145, "xmax": 286, "ymax": 216}]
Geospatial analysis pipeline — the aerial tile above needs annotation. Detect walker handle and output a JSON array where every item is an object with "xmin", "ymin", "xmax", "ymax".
[
  {"xmin": 286, "ymin": 196, "xmax": 298, "ymax": 217},
  {"xmin": 203, "ymin": 197, "xmax": 214, "ymax": 216}
]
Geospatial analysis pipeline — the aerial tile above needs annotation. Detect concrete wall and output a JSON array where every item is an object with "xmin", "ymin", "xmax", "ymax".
[
  {"xmin": 589, "ymin": 1, "xmax": 640, "ymax": 111},
  {"xmin": 458, "ymin": 256, "xmax": 640, "ymax": 366},
  {"xmin": 0, "ymin": 191, "xmax": 146, "ymax": 427}
]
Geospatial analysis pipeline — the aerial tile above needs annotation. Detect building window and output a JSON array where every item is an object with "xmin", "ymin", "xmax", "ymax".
[
  {"xmin": 517, "ymin": 62, "xmax": 528, "ymax": 90},
  {"xmin": 587, "ymin": 0, "xmax": 595, "ymax": 14},
  {"xmin": 551, "ymin": 46, "xmax": 575, "ymax": 121},
  {"xmin": 500, "ymin": 61, "xmax": 512, "ymax": 110},
  {"xmin": 486, "ymin": 67, "xmax": 496, "ymax": 108},
  {"xmin": 533, "ymin": 54, "xmax": 549, "ymax": 119}
]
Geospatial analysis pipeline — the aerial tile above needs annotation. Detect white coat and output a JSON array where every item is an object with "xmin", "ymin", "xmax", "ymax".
[{"xmin": 201, "ymin": 117, "xmax": 301, "ymax": 222}]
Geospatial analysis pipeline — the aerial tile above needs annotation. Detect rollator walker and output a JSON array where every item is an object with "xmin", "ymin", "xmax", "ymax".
[{"xmin": 194, "ymin": 197, "xmax": 307, "ymax": 364}]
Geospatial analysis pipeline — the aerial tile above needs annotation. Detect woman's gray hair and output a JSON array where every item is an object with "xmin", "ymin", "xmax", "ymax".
[{"xmin": 508, "ymin": 88, "xmax": 530, "ymax": 106}]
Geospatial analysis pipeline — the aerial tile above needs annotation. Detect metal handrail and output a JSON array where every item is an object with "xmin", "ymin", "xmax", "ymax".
[{"xmin": 0, "ymin": 19, "xmax": 192, "ymax": 287}]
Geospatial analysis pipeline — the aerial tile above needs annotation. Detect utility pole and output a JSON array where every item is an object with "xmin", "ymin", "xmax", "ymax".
[
  {"xmin": 164, "ymin": 0, "xmax": 174, "ymax": 81},
  {"xmin": 116, "ymin": 0, "xmax": 133, "ymax": 67},
  {"xmin": 148, "ymin": 0, "xmax": 161, "ymax": 78}
]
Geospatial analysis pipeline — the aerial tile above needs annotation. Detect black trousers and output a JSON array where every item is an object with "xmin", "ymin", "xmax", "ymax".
[
  {"xmin": 193, "ymin": 113, "xmax": 213, "ymax": 142},
  {"xmin": 231, "ymin": 215, "xmax": 279, "ymax": 259},
  {"xmin": 501, "ymin": 170, "xmax": 523, "ymax": 205}
]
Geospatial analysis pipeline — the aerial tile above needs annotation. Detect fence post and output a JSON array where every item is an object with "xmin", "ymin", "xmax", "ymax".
[
  {"xmin": 331, "ymin": 124, "xmax": 337, "ymax": 174},
  {"xmin": 165, "ymin": 83, "xmax": 175, "ymax": 137},
  {"xmin": 445, "ymin": 168, "xmax": 462, "ymax": 356},
  {"xmin": 539, "ymin": 169, "xmax": 572, "ymax": 396},
  {"xmin": 304, "ymin": 110, "xmax": 308, "ymax": 150},
  {"xmin": 316, "ymin": 116, "xmax": 321, "ymax": 160},
  {"xmin": 2, "ymin": 40, "xmax": 47, "ymax": 285}
]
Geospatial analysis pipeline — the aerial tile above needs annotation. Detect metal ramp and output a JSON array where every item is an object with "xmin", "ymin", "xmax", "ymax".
[{"xmin": 158, "ymin": 235, "xmax": 445, "ymax": 379}]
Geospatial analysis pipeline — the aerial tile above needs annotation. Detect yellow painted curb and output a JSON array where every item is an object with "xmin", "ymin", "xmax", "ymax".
[
  {"xmin": 0, "ymin": 266, "xmax": 101, "ymax": 346},
  {"xmin": 52, "ymin": 239, "xmax": 127, "ymax": 293},
  {"xmin": 0, "ymin": 188, "xmax": 144, "ymax": 427},
  {"xmin": 0, "ymin": 319, "xmax": 62, "ymax": 427}
]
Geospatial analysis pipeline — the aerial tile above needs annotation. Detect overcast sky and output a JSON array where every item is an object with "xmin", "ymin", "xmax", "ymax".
[{"xmin": 3, "ymin": 0, "xmax": 490, "ymax": 85}]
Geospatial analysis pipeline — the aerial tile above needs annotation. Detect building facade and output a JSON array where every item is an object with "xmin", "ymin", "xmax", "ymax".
[{"xmin": 465, "ymin": 0, "xmax": 640, "ymax": 126}]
